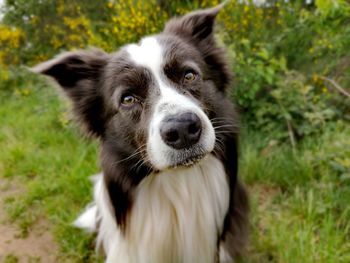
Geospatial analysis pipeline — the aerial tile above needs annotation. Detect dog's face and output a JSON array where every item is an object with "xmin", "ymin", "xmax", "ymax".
[
  {"xmin": 112, "ymin": 36, "xmax": 216, "ymax": 170},
  {"xmin": 33, "ymin": 7, "xmax": 232, "ymax": 171}
]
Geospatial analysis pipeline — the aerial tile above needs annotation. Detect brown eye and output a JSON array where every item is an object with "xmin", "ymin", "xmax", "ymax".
[
  {"xmin": 184, "ymin": 71, "xmax": 197, "ymax": 83},
  {"xmin": 121, "ymin": 95, "xmax": 137, "ymax": 106}
]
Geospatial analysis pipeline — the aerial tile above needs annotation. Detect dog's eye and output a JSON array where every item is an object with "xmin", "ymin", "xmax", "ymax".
[
  {"xmin": 121, "ymin": 95, "xmax": 138, "ymax": 106},
  {"xmin": 183, "ymin": 71, "xmax": 197, "ymax": 83}
]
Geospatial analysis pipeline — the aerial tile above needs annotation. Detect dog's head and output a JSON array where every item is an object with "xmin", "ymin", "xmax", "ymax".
[{"xmin": 33, "ymin": 6, "xmax": 233, "ymax": 171}]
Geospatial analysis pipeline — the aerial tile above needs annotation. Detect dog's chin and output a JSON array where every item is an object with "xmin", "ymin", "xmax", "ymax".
[
  {"xmin": 148, "ymin": 143, "xmax": 214, "ymax": 172},
  {"xmin": 169, "ymin": 152, "xmax": 207, "ymax": 169},
  {"xmin": 165, "ymin": 144, "xmax": 215, "ymax": 170},
  {"xmin": 148, "ymin": 152, "xmax": 208, "ymax": 173}
]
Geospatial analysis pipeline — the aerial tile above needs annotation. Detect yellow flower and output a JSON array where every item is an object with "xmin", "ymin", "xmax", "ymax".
[
  {"xmin": 22, "ymin": 89, "xmax": 31, "ymax": 96},
  {"xmin": 244, "ymin": 5, "xmax": 249, "ymax": 13}
]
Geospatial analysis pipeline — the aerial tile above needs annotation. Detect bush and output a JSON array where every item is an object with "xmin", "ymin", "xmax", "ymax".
[
  {"xmin": 217, "ymin": 0, "xmax": 350, "ymax": 143},
  {"xmin": 0, "ymin": 24, "xmax": 24, "ymax": 65}
]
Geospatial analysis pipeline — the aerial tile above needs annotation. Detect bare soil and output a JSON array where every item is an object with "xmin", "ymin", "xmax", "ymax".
[{"xmin": 0, "ymin": 179, "xmax": 58, "ymax": 263}]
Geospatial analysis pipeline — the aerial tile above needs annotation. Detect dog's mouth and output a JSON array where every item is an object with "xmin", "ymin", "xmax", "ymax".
[
  {"xmin": 171, "ymin": 154, "xmax": 205, "ymax": 168},
  {"xmin": 167, "ymin": 147, "xmax": 208, "ymax": 169}
]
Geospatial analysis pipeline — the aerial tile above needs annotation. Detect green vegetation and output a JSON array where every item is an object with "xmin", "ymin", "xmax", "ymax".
[
  {"xmin": 241, "ymin": 126, "xmax": 350, "ymax": 262},
  {"xmin": 0, "ymin": 0, "xmax": 349, "ymax": 262},
  {"xmin": 3, "ymin": 254, "xmax": 19, "ymax": 263},
  {"xmin": 0, "ymin": 73, "xmax": 99, "ymax": 261}
]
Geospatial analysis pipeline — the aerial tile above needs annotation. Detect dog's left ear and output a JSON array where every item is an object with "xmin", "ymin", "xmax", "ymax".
[{"xmin": 163, "ymin": 5, "xmax": 221, "ymax": 43}]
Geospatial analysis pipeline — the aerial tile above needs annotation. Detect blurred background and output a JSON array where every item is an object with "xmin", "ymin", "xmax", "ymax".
[{"xmin": 0, "ymin": 0, "xmax": 349, "ymax": 262}]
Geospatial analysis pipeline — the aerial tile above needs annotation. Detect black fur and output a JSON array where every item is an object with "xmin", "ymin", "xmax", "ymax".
[{"xmin": 34, "ymin": 6, "xmax": 249, "ymax": 261}]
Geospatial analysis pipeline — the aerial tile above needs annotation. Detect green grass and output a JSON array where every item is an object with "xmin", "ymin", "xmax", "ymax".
[
  {"xmin": 240, "ymin": 126, "xmax": 350, "ymax": 262},
  {"xmin": 0, "ymin": 76, "xmax": 99, "ymax": 262},
  {"xmin": 0, "ymin": 74, "xmax": 349, "ymax": 262}
]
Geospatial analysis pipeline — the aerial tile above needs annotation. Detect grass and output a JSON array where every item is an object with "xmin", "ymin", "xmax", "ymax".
[
  {"xmin": 240, "ymin": 127, "xmax": 350, "ymax": 262},
  {"xmin": 0, "ymin": 72, "xmax": 349, "ymax": 262},
  {"xmin": 0, "ymin": 74, "xmax": 99, "ymax": 262}
]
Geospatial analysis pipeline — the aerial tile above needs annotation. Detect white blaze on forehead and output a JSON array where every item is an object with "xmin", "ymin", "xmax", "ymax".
[{"xmin": 126, "ymin": 37, "xmax": 163, "ymax": 77}]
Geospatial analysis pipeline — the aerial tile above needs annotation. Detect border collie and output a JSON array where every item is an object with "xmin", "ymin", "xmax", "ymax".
[{"xmin": 33, "ymin": 5, "xmax": 249, "ymax": 263}]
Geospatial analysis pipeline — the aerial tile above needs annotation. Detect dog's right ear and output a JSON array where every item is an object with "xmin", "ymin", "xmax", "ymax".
[
  {"xmin": 32, "ymin": 49, "xmax": 108, "ymax": 88},
  {"xmin": 32, "ymin": 49, "xmax": 110, "ymax": 137}
]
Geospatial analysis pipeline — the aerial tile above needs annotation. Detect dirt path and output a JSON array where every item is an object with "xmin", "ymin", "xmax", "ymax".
[{"xmin": 0, "ymin": 178, "xmax": 58, "ymax": 263}]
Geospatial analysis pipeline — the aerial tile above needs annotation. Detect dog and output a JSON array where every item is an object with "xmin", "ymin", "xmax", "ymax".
[{"xmin": 33, "ymin": 5, "xmax": 249, "ymax": 263}]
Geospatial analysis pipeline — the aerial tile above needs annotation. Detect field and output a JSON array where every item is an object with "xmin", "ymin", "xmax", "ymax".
[{"xmin": 0, "ymin": 73, "xmax": 349, "ymax": 262}]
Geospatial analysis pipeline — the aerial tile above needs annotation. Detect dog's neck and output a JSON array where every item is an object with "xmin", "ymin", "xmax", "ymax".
[{"xmin": 98, "ymin": 154, "xmax": 230, "ymax": 263}]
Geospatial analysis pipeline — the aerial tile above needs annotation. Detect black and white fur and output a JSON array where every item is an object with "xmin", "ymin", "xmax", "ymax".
[{"xmin": 33, "ymin": 6, "xmax": 249, "ymax": 263}]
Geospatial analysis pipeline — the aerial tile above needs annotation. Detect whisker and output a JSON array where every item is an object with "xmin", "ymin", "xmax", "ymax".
[
  {"xmin": 215, "ymin": 131, "xmax": 236, "ymax": 135},
  {"xmin": 215, "ymin": 137, "xmax": 225, "ymax": 150},
  {"xmin": 213, "ymin": 142, "xmax": 225, "ymax": 156},
  {"xmin": 211, "ymin": 122, "xmax": 236, "ymax": 126},
  {"xmin": 214, "ymin": 124, "xmax": 238, "ymax": 130},
  {"xmin": 114, "ymin": 144, "xmax": 146, "ymax": 165},
  {"xmin": 135, "ymin": 158, "xmax": 150, "ymax": 173},
  {"xmin": 211, "ymin": 120, "xmax": 238, "ymax": 124},
  {"xmin": 210, "ymin": 117, "xmax": 235, "ymax": 122},
  {"xmin": 131, "ymin": 158, "xmax": 145, "ymax": 171}
]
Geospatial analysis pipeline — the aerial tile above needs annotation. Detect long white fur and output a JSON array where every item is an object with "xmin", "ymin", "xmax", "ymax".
[
  {"xmin": 75, "ymin": 155, "xmax": 230, "ymax": 263},
  {"xmin": 73, "ymin": 204, "xmax": 97, "ymax": 233}
]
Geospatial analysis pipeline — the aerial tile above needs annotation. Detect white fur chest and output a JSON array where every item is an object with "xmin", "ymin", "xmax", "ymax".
[{"xmin": 81, "ymin": 154, "xmax": 230, "ymax": 263}]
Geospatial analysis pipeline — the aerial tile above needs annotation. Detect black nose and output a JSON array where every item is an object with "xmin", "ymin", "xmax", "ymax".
[{"xmin": 160, "ymin": 112, "xmax": 202, "ymax": 149}]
